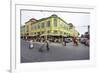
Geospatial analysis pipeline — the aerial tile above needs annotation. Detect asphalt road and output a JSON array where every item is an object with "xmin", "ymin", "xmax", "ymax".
[{"xmin": 21, "ymin": 39, "xmax": 89, "ymax": 63}]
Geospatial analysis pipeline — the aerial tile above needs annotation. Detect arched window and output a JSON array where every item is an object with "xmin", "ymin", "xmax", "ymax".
[
  {"xmin": 47, "ymin": 21, "xmax": 50, "ymax": 27},
  {"xmin": 54, "ymin": 18, "xmax": 57, "ymax": 27},
  {"xmin": 41, "ymin": 22, "xmax": 45, "ymax": 28}
]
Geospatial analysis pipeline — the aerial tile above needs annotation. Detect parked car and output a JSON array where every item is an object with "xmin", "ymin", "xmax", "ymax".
[
  {"xmin": 85, "ymin": 39, "xmax": 89, "ymax": 46},
  {"xmin": 80, "ymin": 38, "xmax": 86, "ymax": 44},
  {"xmin": 64, "ymin": 38, "xmax": 72, "ymax": 43},
  {"xmin": 80, "ymin": 38, "xmax": 89, "ymax": 46}
]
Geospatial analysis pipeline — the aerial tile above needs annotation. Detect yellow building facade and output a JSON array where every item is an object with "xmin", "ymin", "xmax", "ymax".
[{"xmin": 21, "ymin": 14, "xmax": 79, "ymax": 42}]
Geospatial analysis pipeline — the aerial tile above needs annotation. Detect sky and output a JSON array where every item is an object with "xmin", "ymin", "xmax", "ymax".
[{"xmin": 21, "ymin": 10, "xmax": 90, "ymax": 35}]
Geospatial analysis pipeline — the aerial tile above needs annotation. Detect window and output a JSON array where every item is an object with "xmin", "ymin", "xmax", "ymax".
[
  {"xmin": 64, "ymin": 32, "xmax": 66, "ymax": 35},
  {"xmin": 41, "ymin": 22, "xmax": 45, "ymax": 28},
  {"xmin": 35, "ymin": 25, "xmax": 37, "ymax": 30},
  {"xmin": 38, "ymin": 24, "xmax": 40, "ymax": 29},
  {"xmin": 46, "ymin": 21, "xmax": 50, "ymax": 27},
  {"xmin": 32, "ymin": 25, "xmax": 38, "ymax": 30},
  {"xmin": 26, "ymin": 26, "xmax": 29, "ymax": 32},
  {"xmin": 54, "ymin": 18, "xmax": 57, "ymax": 27},
  {"xmin": 47, "ymin": 30, "xmax": 50, "ymax": 34},
  {"xmin": 54, "ymin": 30, "xmax": 58, "ymax": 34},
  {"xmin": 67, "ymin": 27, "xmax": 69, "ymax": 30},
  {"xmin": 34, "ymin": 32, "xmax": 37, "ymax": 35},
  {"xmin": 41, "ymin": 31, "xmax": 44, "ymax": 34},
  {"xmin": 32, "ymin": 25, "xmax": 34, "ymax": 30}
]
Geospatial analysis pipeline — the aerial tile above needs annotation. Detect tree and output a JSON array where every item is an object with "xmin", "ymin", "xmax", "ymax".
[{"xmin": 78, "ymin": 32, "xmax": 80, "ymax": 36}]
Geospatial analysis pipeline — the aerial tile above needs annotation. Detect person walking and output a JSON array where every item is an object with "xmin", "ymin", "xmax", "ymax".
[
  {"xmin": 64, "ymin": 38, "xmax": 67, "ymax": 46},
  {"xmin": 46, "ymin": 40, "xmax": 50, "ymax": 51},
  {"xmin": 72, "ymin": 36, "xmax": 78, "ymax": 46},
  {"xmin": 38, "ymin": 39, "xmax": 50, "ymax": 52},
  {"xmin": 29, "ymin": 39, "xmax": 34, "ymax": 49}
]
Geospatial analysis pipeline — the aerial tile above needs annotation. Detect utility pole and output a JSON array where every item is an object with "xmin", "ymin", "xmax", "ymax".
[{"xmin": 88, "ymin": 25, "xmax": 90, "ymax": 34}]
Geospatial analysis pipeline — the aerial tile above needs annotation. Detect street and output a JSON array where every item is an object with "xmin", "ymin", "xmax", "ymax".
[{"xmin": 21, "ymin": 39, "xmax": 89, "ymax": 63}]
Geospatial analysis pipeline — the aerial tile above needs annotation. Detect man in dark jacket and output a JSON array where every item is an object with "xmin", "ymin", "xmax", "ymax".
[{"xmin": 46, "ymin": 40, "xmax": 50, "ymax": 51}]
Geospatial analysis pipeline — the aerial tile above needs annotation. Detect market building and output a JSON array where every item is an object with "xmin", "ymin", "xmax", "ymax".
[{"xmin": 21, "ymin": 14, "xmax": 79, "ymax": 42}]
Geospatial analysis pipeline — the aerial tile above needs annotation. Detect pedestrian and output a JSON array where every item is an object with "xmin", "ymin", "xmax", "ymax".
[
  {"xmin": 46, "ymin": 40, "xmax": 50, "ymax": 51},
  {"xmin": 72, "ymin": 36, "xmax": 78, "ymax": 46},
  {"xmin": 64, "ymin": 38, "xmax": 66, "ymax": 46},
  {"xmin": 29, "ymin": 39, "xmax": 34, "ymax": 49},
  {"xmin": 38, "ymin": 39, "xmax": 50, "ymax": 52}
]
